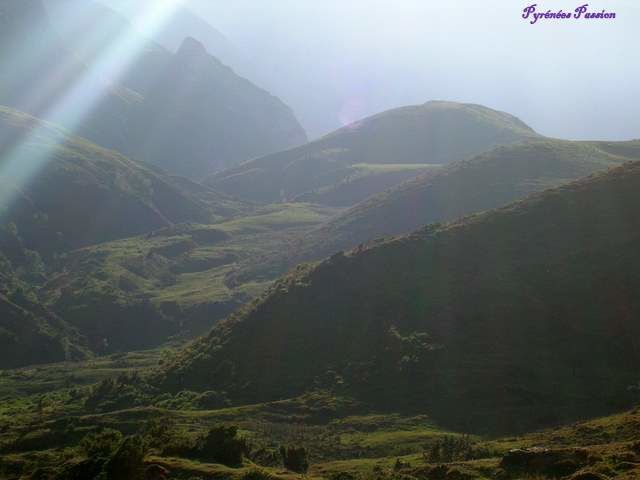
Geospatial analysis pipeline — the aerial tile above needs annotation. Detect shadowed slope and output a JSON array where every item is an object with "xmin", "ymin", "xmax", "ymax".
[
  {"xmin": 0, "ymin": 106, "xmax": 245, "ymax": 256},
  {"xmin": 298, "ymin": 138, "xmax": 640, "ymax": 261},
  {"xmin": 162, "ymin": 160, "xmax": 640, "ymax": 434},
  {"xmin": 207, "ymin": 101, "xmax": 538, "ymax": 205}
]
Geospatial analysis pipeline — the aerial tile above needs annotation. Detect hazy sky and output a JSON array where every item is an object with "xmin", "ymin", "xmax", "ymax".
[{"xmin": 180, "ymin": 1, "xmax": 639, "ymax": 140}]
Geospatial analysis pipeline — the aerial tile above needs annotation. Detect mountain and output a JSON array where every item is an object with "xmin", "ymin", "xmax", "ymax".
[
  {"xmin": 0, "ymin": 0, "xmax": 139, "ymax": 154},
  {"xmin": 227, "ymin": 138, "xmax": 640, "ymax": 285},
  {"xmin": 207, "ymin": 101, "xmax": 539, "ymax": 206},
  {"xmin": 0, "ymin": 106, "xmax": 246, "ymax": 257},
  {"xmin": 0, "ymin": 290, "xmax": 90, "ymax": 369},
  {"xmin": 3, "ymin": 1, "xmax": 306, "ymax": 178},
  {"xmin": 97, "ymin": 0, "xmax": 238, "ymax": 59},
  {"xmin": 43, "ymin": 0, "xmax": 171, "ymax": 96},
  {"xmin": 0, "ymin": 244, "xmax": 91, "ymax": 369},
  {"xmin": 40, "ymin": 203, "xmax": 340, "ymax": 355},
  {"xmin": 295, "ymin": 139, "xmax": 640, "ymax": 262},
  {"xmin": 162, "ymin": 160, "xmax": 640, "ymax": 434},
  {"xmin": 130, "ymin": 36, "xmax": 307, "ymax": 178}
]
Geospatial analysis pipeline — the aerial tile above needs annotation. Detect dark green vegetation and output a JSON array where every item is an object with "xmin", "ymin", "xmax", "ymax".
[
  {"xmin": 1, "ymin": 0, "xmax": 307, "ymax": 178},
  {"xmin": 207, "ymin": 101, "xmax": 538, "ymax": 206},
  {"xmin": 40, "ymin": 203, "xmax": 340, "ymax": 354},
  {"xmin": 0, "ymin": 258, "xmax": 90, "ymax": 369},
  {"xmin": 0, "ymin": 349, "xmax": 638, "ymax": 479},
  {"xmin": 0, "ymin": 106, "xmax": 246, "ymax": 366},
  {"xmin": 2, "ymin": 5, "xmax": 638, "ymax": 476},
  {"xmin": 0, "ymin": 106, "xmax": 328, "ymax": 365},
  {"xmin": 293, "ymin": 139, "xmax": 640, "ymax": 264},
  {"xmin": 0, "ymin": 106, "xmax": 244, "ymax": 255},
  {"xmin": 205, "ymin": 138, "xmax": 640, "ymax": 340},
  {"xmin": 162, "ymin": 161, "xmax": 640, "ymax": 434}
]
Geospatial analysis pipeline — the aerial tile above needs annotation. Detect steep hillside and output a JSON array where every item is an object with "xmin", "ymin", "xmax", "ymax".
[
  {"xmin": 44, "ymin": 0, "xmax": 171, "ymax": 97},
  {"xmin": 207, "ymin": 101, "xmax": 538, "ymax": 205},
  {"xmin": 3, "ymin": 1, "xmax": 306, "ymax": 177},
  {"xmin": 97, "ymin": 0, "xmax": 238, "ymax": 59},
  {"xmin": 0, "ymin": 292, "xmax": 90, "ymax": 369},
  {"xmin": 0, "ymin": 106, "xmax": 244, "ymax": 256},
  {"xmin": 229, "ymin": 138, "xmax": 640, "ymax": 285},
  {"xmin": 41, "ymin": 203, "xmax": 341, "ymax": 354},
  {"xmin": 130, "ymin": 37, "xmax": 307, "ymax": 178},
  {"xmin": 163, "ymin": 161, "xmax": 640, "ymax": 434},
  {"xmin": 0, "ymin": 249, "xmax": 90, "ymax": 369},
  {"xmin": 297, "ymin": 139, "xmax": 640, "ymax": 261},
  {"xmin": 0, "ymin": 0, "xmax": 140, "ymax": 153}
]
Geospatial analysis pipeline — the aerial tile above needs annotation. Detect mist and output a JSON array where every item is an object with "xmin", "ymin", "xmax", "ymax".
[{"xmin": 182, "ymin": 0, "xmax": 640, "ymax": 141}]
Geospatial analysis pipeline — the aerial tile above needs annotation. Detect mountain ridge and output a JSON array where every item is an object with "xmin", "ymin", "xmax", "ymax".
[
  {"xmin": 207, "ymin": 101, "xmax": 539, "ymax": 206},
  {"xmin": 161, "ymin": 159, "xmax": 640, "ymax": 434}
]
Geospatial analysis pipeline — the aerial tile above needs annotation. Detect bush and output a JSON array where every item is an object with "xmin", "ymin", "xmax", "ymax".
[
  {"xmin": 80, "ymin": 429, "xmax": 123, "ymax": 458},
  {"xmin": 141, "ymin": 418, "xmax": 195, "ymax": 457},
  {"xmin": 193, "ymin": 426, "xmax": 249, "ymax": 467},
  {"xmin": 241, "ymin": 468, "xmax": 275, "ymax": 480},
  {"xmin": 279, "ymin": 445, "xmax": 309, "ymax": 473},
  {"xmin": 105, "ymin": 435, "xmax": 146, "ymax": 480},
  {"xmin": 423, "ymin": 435, "xmax": 474, "ymax": 463}
]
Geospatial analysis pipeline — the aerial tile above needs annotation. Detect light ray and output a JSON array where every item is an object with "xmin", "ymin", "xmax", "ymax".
[{"xmin": 0, "ymin": 0, "xmax": 184, "ymax": 215}]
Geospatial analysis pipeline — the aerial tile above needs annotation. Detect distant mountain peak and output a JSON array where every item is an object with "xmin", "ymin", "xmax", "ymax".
[{"xmin": 177, "ymin": 36, "xmax": 208, "ymax": 57}]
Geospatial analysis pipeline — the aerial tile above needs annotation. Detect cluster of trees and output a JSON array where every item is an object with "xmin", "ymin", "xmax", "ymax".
[
  {"xmin": 423, "ymin": 435, "xmax": 476, "ymax": 463},
  {"xmin": 279, "ymin": 445, "xmax": 309, "ymax": 473},
  {"xmin": 77, "ymin": 421, "xmax": 310, "ymax": 475}
]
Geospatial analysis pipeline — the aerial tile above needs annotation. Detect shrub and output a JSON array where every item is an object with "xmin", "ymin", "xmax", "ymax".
[
  {"xmin": 105, "ymin": 435, "xmax": 147, "ymax": 480},
  {"xmin": 423, "ymin": 435, "xmax": 474, "ymax": 463},
  {"xmin": 80, "ymin": 429, "xmax": 123, "ymax": 458},
  {"xmin": 241, "ymin": 468, "xmax": 275, "ymax": 480},
  {"xmin": 279, "ymin": 445, "xmax": 309, "ymax": 473},
  {"xmin": 141, "ymin": 418, "xmax": 196, "ymax": 457},
  {"xmin": 193, "ymin": 426, "xmax": 249, "ymax": 467}
]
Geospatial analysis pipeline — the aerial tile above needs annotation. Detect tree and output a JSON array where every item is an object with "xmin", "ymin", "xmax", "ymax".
[
  {"xmin": 106, "ymin": 435, "xmax": 146, "ymax": 480},
  {"xmin": 195, "ymin": 425, "xmax": 249, "ymax": 467},
  {"xmin": 279, "ymin": 445, "xmax": 309, "ymax": 473}
]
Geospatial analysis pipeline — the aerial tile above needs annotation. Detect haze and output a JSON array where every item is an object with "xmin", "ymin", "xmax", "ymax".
[{"xmin": 179, "ymin": 0, "xmax": 639, "ymax": 141}]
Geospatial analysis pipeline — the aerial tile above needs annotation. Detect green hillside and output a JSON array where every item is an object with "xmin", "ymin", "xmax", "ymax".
[
  {"xmin": 297, "ymin": 139, "xmax": 640, "ymax": 262},
  {"xmin": 40, "ymin": 203, "xmax": 341, "ymax": 354},
  {"xmin": 0, "ymin": 106, "xmax": 246, "ymax": 256},
  {"xmin": 162, "ymin": 160, "xmax": 640, "ymax": 434},
  {"xmin": 0, "ymin": 346, "xmax": 638, "ymax": 479},
  {"xmin": 0, "ymin": 292, "xmax": 90, "ymax": 369},
  {"xmin": 0, "ymin": 246, "xmax": 90, "ymax": 369},
  {"xmin": 207, "ymin": 101, "xmax": 538, "ymax": 205}
]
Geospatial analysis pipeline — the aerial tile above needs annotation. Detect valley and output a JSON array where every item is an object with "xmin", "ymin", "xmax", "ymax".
[{"xmin": 0, "ymin": 1, "xmax": 638, "ymax": 479}]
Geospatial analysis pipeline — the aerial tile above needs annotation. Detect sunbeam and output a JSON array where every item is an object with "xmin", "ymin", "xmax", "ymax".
[{"xmin": 0, "ymin": 0, "xmax": 185, "ymax": 215}]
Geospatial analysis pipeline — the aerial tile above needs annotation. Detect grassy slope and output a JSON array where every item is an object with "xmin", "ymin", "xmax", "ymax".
[
  {"xmin": 231, "ymin": 138, "xmax": 640, "ymax": 288},
  {"xmin": 0, "ymin": 346, "xmax": 638, "ymax": 480},
  {"xmin": 297, "ymin": 138, "xmax": 640, "ymax": 262},
  {"xmin": 161, "ymin": 160, "xmax": 640, "ymax": 434},
  {"xmin": 0, "ymin": 106, "xmax": 247, "ymax": 256},
  {"xmin": 207, "ymin": 101, "xmax": 538, "ymax": 206},
  {"xmin": 0, "ymin": 291, "xmax": 90, "ymax": 369},
  {"xmin": 41, "ymin": 203, "xmax": 342, "ymax": 354},
  {"xmin": 0, "ymin": 235, "xmax": 91, "ymax": 369}
]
